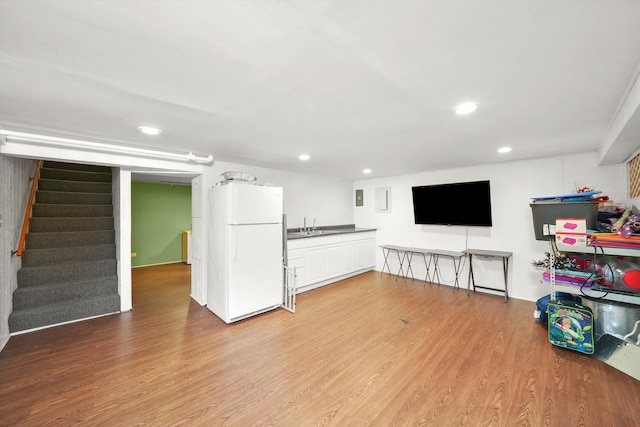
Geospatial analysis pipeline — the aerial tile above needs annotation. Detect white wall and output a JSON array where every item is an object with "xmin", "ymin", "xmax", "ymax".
[
  {"xmin": 202, "ymin": 161, "xmax": 354, "ymax": 228},
  {"xmin": 0, "ymin": 155, "xmax": 35, "ymax": 350},
  {"xmin": 190, "ymin": 174, "xmax": 206, "ymax": 304},
  {"xmin": 113, "ymin": 169, "xmax": 132, "ymax": 312},
  {"xmin": 354, "ymin": 152, "xmax": 628, "ymax": 302}
]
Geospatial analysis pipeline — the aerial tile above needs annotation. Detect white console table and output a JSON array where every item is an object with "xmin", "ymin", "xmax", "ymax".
[
  {"xmin": 464, "ymin": 248, "xmax": 512, "ymax": 302},
  {"xmin": 380, "ymin": 245, "xmax": 463, "ymax": 288},
  {"xmin": 430, "ymin": 249, "xmax": 465, "ymax": 289},
  {"xmin": 406, "ymin": 247, "xmax": 435, "ymax": 283},
  {"xmin": 380, "ymin": 245, "xmax": 411, "ymax": 280}
]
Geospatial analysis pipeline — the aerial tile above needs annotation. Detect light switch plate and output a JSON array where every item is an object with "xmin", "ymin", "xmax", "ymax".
[{"xmin": 375, "ymin": 187, "xmax": 391, "ymax": 213}]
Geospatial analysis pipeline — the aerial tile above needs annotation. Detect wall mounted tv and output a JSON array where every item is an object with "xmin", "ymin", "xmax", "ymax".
[{"xmin": 412, "ymin": 180, "xmax": 493, "ymax": 226}]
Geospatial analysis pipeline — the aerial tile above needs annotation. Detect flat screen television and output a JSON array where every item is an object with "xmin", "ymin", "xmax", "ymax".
[{"xmin": 412, "ymin": 180, "xmax": 493, "ymax": 226}]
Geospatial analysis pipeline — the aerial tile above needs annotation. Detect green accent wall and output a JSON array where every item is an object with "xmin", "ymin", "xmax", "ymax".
[{"xmin": 131, "ymin": 182, "xmax": 191, "ymax": 268}]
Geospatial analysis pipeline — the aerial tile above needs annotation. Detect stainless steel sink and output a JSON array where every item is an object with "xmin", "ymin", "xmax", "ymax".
[
  {"xmin": 288, "ymin": 230, "xmax": 326, "ymax": 237},
  {"xmin": 287, "ymin": 227, "xmax": 370, "ymax": 239}
]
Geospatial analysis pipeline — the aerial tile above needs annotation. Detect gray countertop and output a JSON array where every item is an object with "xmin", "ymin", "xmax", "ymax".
[{"xmin": 286, "ymin": 224, "xmax": 376, "ymax": 240}]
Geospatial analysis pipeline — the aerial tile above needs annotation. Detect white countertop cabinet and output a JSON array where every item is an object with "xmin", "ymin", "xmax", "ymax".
[
  {"xmin": 287, "ymin": 231, "xmax": 376, "ymax": 293},
  {"xmin": 354, "ymin": 233, "xmax": 377, "ymax": 271},
  {"xmin": 341, "ymin": 236, "xmax": 355, "ymax": 274}
]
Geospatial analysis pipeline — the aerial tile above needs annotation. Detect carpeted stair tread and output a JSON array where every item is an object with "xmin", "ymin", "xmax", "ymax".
[
  {"xmin": 32, "ymin": 203, "xmax": 113, "ymax": 218},
  {"xmin": 22, "ymin": 244, "xmax": 116, "ymax": 267},
  {"xmin": 38, "ymin": 178, "xmax": 112, "ymax": 193},
  {"xmin": 29, "ymin": 216, "xmax": 114, "ymax": 233},
  {"xmin": 40, "ymin": 167, "xmax": 112, "ymax": 183},
  {"xmin": 12, "ymin": 276, "xmax": 118, "ymax": 310},
  {"xmin": 36, "ymin": 190, "xmax": 112, "ymax": 205},
  {"xmin": 25, "ymin": 230, "xmax": 115, "ymax": 249},
  {"xmin": 18, "ymin": 259, "xmax": 117, "ymax": 287},
  {"xmin": 8, "ymin": 293, "xmax": 120, "ymax": 333},
  {"xmin": 43, "ymin": 161, "xmax": 112, "ymax": 173}
]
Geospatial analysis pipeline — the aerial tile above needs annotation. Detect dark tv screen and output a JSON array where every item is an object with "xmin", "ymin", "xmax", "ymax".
[{"xmin": 412, "ymin": 180, "xmax": 493, "ymax": 226}]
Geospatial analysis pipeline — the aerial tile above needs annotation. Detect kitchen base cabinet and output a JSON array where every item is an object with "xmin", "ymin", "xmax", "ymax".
[
  {"xmin": 286, "ymin": 243, "xmax": 306, "ymax": 290},
  {"xmin": 305, "ymin": 246, "xmax": 325, "ymax": 284},
  {"xmin": 324, "ymin": 244, "xmax": 343, "ymax": 280},
  {"xmin": 342, "ymin": 240, "xmax": 355, "ymax": 273},
  {"xmin": 355, "ymin": 237, "xmax": 376, "ymax": 270},
  {"xmin": 287, "ymin": 231, "xmax": 376, "ymax": 294}
]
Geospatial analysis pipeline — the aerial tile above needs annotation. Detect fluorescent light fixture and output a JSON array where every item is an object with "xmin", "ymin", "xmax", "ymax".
[
  {"xmin": 298, "ymin": 154, "xmax": 310, "ymax": 161},
  {"xmin": 454, "ymin": 102, "xmax": 478, "ymax": 115},
  {"xmin": 362, "ymin": 168, "xmax": 372, "ymax": 174},
  {"xmin": 497, "ymin": 146, "xmax": 512, "ymax": 153},
  {"xmin": 0, "ymin": 129, "xmax": 213, "ymax": 164},
  {"xmin": 137, "ymin": 126, "xmax": 163, "ymax": 136}
]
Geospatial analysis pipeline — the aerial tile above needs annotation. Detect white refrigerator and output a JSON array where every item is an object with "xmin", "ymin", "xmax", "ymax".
[{"xmin": 207, "ymin": 182, "xmax": 284, "ymax": 323}]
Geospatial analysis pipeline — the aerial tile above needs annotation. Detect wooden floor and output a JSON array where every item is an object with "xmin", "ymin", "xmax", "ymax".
[{"xmin": 1, "ymin": 264, "xmax": 639, "ymax": 426}]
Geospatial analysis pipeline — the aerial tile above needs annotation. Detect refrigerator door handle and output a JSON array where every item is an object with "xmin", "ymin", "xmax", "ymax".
[{"xmin": 232, "ymin": 226, "xmax": 239, "ymax": 262}]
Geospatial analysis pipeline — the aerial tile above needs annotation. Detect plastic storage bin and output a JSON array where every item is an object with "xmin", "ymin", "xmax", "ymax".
[{"xmin": 530, "ymin": 202, "xmax": 598, "ymax": 241}]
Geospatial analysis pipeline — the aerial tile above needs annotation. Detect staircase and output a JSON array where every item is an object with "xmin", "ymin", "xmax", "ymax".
[{"xmin": 9, "ymin": 161, "xmax": 120, "ymax": 333}]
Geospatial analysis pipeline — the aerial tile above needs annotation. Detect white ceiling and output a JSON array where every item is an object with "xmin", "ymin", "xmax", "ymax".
[{"xmin": 1, "ymin": 0, "xmax": 640, "ymax": 180}]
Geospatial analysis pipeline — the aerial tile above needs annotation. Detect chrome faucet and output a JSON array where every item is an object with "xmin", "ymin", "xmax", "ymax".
[{"xmin": 301, "ymin": 217, "xmax": 316, "ymax": 233}]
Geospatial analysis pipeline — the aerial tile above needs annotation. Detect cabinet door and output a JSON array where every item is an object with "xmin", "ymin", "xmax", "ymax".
[
  {"xmin": 325, "ymin": 244, "xmax": 342, "ymax": 279},
  {"xmin": 354, "ymin": 240, "xmax": 366, "ymax": 270},
  {"xmin": 287, "ymin": 248, "xmax": 305, "ymax": 263},
  {"xmin": 342, "ymin": 242, "xmax": 354, "ymax": 274},
  {"xmin": 305, "ymin": 246, "xmax": 325, "ymax": 285},
  {"xmin": 354, "ymin": 239, "xmax": 376, "ymax": 270},
  {"xmin": 364, "ymin": 239, "xmax": 376, "ymax": 267}
]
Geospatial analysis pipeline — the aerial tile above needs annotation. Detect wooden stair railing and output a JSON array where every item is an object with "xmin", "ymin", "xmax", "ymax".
[{"xmin": 13, "ymin": 160, "xmax": 43, "ymax": 256}]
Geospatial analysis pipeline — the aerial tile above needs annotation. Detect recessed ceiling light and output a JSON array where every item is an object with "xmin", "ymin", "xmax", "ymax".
[
  {"xmin": 138, "ymin": 126, "xmax": 163, "ymax": 136},
  {"xmin": 454, "ymin": 102, "xmax": 478, "ymax": 115},
  {"xmin": 497, "ymin": 146, "xmax": 512, "ymax": 153},
  {"xmin": 298, "ymin": 154, "xmax": 310, "ymax": 161},
  {"xmin": 362, "ymin": 168, "xmax": 372, "ymax": 174}
]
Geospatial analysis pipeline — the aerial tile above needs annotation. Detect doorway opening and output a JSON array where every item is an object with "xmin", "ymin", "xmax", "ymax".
[{"xmin": 130, "ymin": 172, "xmax": 195, "ymax": 308}]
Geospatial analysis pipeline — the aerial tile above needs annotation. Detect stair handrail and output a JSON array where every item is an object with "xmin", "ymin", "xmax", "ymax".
[{"xmin": 14, "ymin": 160, "xmax": 43, "ymax": 256}]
